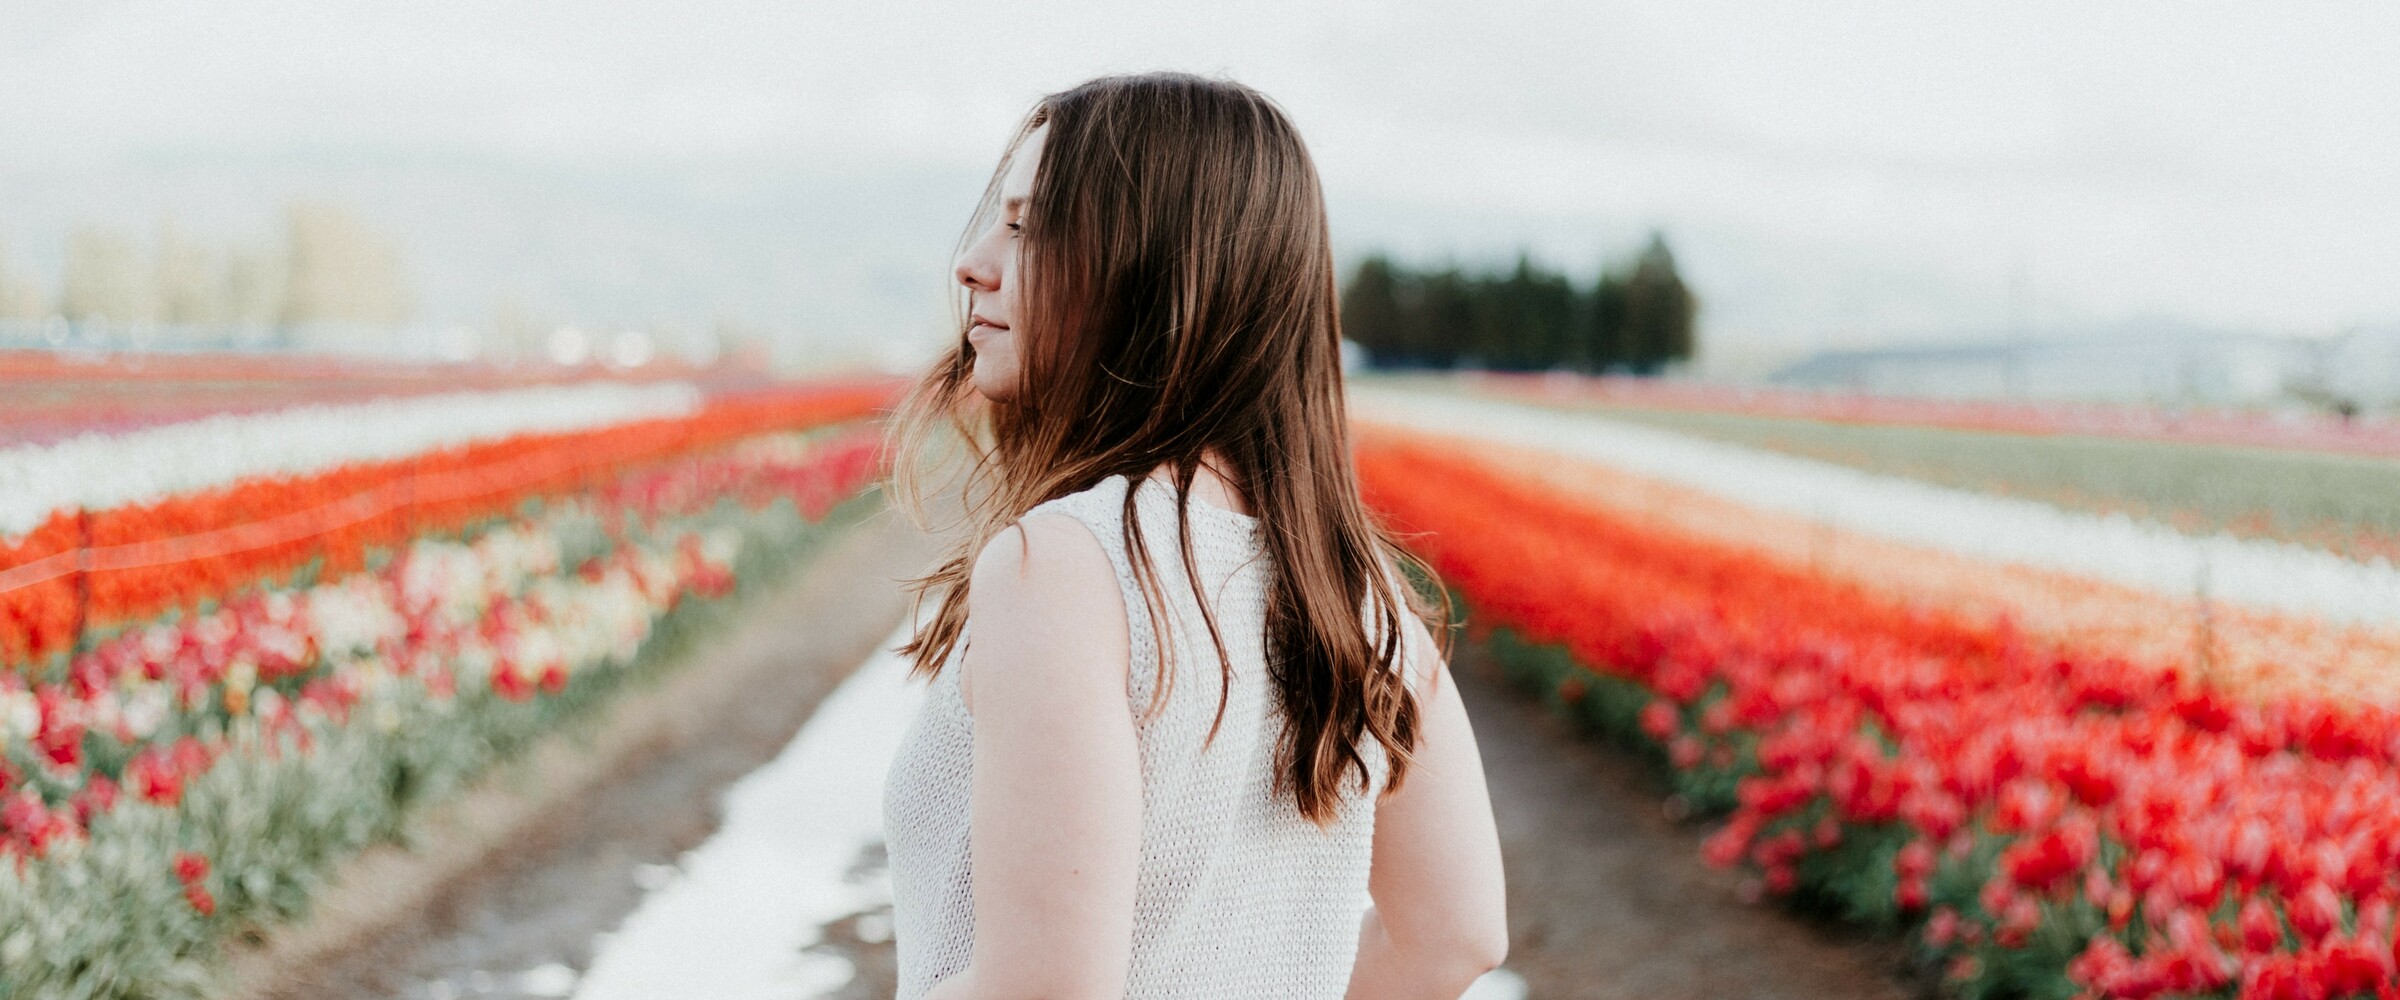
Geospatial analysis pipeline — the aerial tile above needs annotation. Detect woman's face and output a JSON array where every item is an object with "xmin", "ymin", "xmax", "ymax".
[{"xmin": 955, "ymin": 122, "xmax": 1046, "ymax": 403}]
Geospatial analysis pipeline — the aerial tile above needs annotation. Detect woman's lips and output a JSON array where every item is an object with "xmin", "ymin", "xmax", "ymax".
[{"xmin": 968, "ymin": 321, "xmax": 1008, "ymax": 340}]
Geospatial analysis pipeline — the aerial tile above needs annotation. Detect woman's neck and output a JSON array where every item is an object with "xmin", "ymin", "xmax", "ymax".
[{"xmin": 1187, "ymin": 450, "xmax": 1251, "ymax": 519}]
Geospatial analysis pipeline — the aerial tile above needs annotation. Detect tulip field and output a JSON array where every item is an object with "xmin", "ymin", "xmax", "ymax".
[
  {"xmin": 0, "ymin": 350, "xmax": 776, "ymax": 449},
  {"xmin": 1471, "ymin": 371, "xmax": 2400, "ymax": 568},
  {"xmin": 1350, "ymin": 379, "xmax": 2400, "ymax": 1000},
  {"xmin": 13, "ymin": 358, "xmax": 2400, "ymax": 1000},
  {"xmin": 0, "ymin": 364, "xmax": 899, "ymax": 999}
]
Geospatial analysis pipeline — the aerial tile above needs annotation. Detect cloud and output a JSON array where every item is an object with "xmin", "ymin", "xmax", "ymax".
[{"xmin": 3, "ymin": 0, "xmax": 2397, "ymax": 350}]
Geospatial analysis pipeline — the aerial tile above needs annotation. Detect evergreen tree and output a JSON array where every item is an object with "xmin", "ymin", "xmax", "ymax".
[
  {"xmin": 1467, "ymin": 265, "xmax": 1513, "ymax": 368},
  {"xmin": 1339, "ymin": 254, "xmax": 1405, "ymax": 364},
  {"xmin": 1450, "ymin": 252, "xmax": 1580, "ymax": 371},
  {"xmin": 1520, "ymin": 254, "xmax": 1579, "ymax": 371},
  {"xmin": 1620, "ymin": 231, "xmax": 1695, "ymax": 374},
  {"xmin": 1418, "ymin": 266, "xmax": 1474, "ymax": 368},
  {"xmin": 1586, "ymin": 270, "xmax": 1629, "ymax": 373},
  {"xmin": 1338, "ymin": 235, "xmax": 1697, "ymax": 373}
]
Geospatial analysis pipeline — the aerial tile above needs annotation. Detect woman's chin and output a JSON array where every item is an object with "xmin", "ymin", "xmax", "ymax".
[{"xmin": 969, "ymin": 367, "xmax": 1017, "ymax": 403}]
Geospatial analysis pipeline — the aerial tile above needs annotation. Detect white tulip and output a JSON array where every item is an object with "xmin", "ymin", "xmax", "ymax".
[
  {"xmin": 0, "ymin": 381, "xmax": 702, "ymax": 539},
  {"xmin": 1351, "ymin": 386, "xmax": 2400, "ymax": 628}
]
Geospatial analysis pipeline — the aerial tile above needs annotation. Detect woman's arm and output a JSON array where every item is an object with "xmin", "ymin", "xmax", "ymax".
[
  {"xmin": 922, "ymin": 513, "xmax": 1143, "ymax": 1000},
  {"xmin": 1346, "ymin": 606, "xmax": 1509, "ymax": 999}
]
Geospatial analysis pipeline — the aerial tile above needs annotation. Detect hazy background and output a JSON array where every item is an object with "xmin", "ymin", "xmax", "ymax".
[{"xmin": 6, "ymin": 0, "xmax": 2399, "ymax": 377}]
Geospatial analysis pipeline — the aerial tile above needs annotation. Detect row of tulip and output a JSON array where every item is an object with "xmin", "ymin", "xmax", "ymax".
[
  {"xmin": 1468, "ymin": 371, "xmax": 2400, "ymax": 462},
  {"xmin": 0, "ymin": 380, "xmax": 703, "ymax": 539},
  {"xmin": 1355, "ymin": 419, "xmax": 2400, "ymax": 999},
  {"xmin": 1453, "ymin": 374, "xmax": 2400, "ymax": 572},
  {"xmin": 1355, "ymin": 387, "xmax": 2400, "ymax": 629},
  {"xmin": 0, "ymin": 379, "xmax": 901, "ymax": 671},
  {"xmin": 1422, "ymin": 420, "xmax": 2400, "ymax": 710},
  {"xmin": 0, "ymin": 383, "xmax": 893, "ymax": 999},
  {"xmin": 1351, "ymin": 387, "xmax": 2400, "ymax": 708},
  {"xmin": 0, "ymin": 349, "xmax": 753, "ymax": 450}
]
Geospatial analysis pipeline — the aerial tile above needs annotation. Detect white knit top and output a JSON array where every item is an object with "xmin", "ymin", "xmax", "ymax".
[{"xmin": 882, "ymin": 471, "xmax": 1410, "ymax": 1000}]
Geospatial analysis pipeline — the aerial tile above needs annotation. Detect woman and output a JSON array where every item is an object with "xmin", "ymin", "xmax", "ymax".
[{"xmin": 881, "ymin": 71, "xmax": 1508, "ymax": 1000}]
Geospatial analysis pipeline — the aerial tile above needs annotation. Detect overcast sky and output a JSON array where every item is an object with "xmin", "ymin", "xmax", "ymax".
[{"xmin": 5, "ymin": 0, "xmax": 2399, "ymax": 370}]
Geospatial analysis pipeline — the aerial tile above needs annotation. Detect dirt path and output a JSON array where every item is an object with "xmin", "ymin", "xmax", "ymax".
[
  {"xmin": 801, "ymin": 628, "xmax": 1928, "ymax": 1000},
  {"xmin": 1451, "ymin": 640, "xmax": 1925, "ymax": 1000}
]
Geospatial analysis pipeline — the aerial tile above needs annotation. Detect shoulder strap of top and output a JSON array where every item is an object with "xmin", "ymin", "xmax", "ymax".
[{"xmin": 1021, "ymin": 474, "xmax": 1165, "ymax": 713}]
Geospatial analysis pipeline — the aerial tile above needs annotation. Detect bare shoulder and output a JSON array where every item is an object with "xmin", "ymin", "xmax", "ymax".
[
  {"xmin": 960, "ymin": 512, "xmax": 1130, "ymax": 714},
  {"xmin": 969, "ymin": 511, "xmax": 1116, "ymax": 597}
]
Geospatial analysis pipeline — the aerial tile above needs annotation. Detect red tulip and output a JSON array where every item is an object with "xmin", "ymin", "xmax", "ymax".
[{"xmin": 172, "ymin": 850, "xmax": 208, "ymax": 885}]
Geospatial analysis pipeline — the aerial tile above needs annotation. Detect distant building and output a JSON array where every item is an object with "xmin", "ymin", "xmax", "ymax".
[{"xmin": 1767, "ymin": 325, "xmax": 2333, "ymax": 407}]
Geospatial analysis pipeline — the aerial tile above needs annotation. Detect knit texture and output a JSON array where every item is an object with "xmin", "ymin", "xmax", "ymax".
[{"xmin": 883, "ymin": 471, "xmax": 1410, "ymax": 999}]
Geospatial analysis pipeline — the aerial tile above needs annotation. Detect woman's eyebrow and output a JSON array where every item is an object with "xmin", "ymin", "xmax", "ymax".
[{"xmin": 1003, "ymin": 195, "xmax": 1028, "ymax": 212}]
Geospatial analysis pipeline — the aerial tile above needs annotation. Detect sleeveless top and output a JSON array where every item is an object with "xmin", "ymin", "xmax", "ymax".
[{"xmin": 881, "ymin": 471, "xmax": 1415, "ymax": 1000}]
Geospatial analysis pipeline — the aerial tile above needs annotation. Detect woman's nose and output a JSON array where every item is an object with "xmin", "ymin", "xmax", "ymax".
[{"xmin": 955, "ymin": 245, "xmax": 998, "ymax": 292}]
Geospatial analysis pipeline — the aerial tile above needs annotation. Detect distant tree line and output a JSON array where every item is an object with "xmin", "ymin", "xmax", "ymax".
[
  {"xmin": 1340, "ymin": 231, "xmax": 1697, "ymax": 374},
  {"xmin": 0, "ymin": 199, "xmax": 411, "ymax": 328}
]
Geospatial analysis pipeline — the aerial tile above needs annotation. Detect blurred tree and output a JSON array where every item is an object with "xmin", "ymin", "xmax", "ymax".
[
  {"xmin": 1388, "ymin": 262, "xmax": 1429, "ymax": 364},
  {"xmin": 280, "ymin": 200, "xmax": 411, "ymax": 328},
  {"xmin": 1585, "ymin": 269, "xmax": 1630, "ymax": 373},
  {"xmin": 153, "ymin": 219, "xmax": 226, "ymax": 326},
  {"xmin": 1418, "ymin": 266, "xmax": 1474, "ymax": 368},
  {"xmin": 1338, "ymin": 235, "xmax": 1696, "ymax": 373},
  {"xmin": 0, "ymin": 240, "xmax": 49, "ymax": 320},
  {"xmin": 1507, "ymin": 252, "xmax": 1578, "ymax": 371},
  {"xmin": 1620, "ymin": 231, "xmax": 1696, "ymax": 374},
  {"xmin": 224, "ymin": 244, "xmax": 286, "ymax": 328},
  {"xmin": 1466, "ymin": 268, "xmax": 1509, "ymax": 367},
  {"xmin": 1339, "ymin": 254, "xmax": 1406, "ymax": 364},
  {"xmin": 38, "ymin": 205, "xmax": 413, "ymax": 347},
  {"xmin": 60, "ymin": 225, "xmax": 150, "ymax": 324}
]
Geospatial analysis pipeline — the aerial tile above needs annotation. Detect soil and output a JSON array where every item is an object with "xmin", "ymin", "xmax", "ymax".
[{"xmin": 1448, "ymin": 639, "xmax": 1930, "ymax": 1000}]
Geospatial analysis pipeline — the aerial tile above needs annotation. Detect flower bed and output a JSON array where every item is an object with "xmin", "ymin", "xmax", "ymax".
[
  {"xmin": 0, "ymin": 349, "xmax": 739, "ymax": 448},
  {"xmin": 1356, "ymin": 421, "xmax": 2400, "ymax": 1000},
  {"xmin": 1467, "ymin": 370, "xmax": 2400, "ymax": 461},
  {"xmin": 1445, "ymin": 372, "xmax": 2400, "ymax": 569},
  {"xmin": 1, "ymin": 380, "xmax": 897, "ymax": 672},
  {"xmin": 1351, "ymin": 387, "xmax": 2400, "ymax": 706},
  {"xmin": 0, "ymin": 378, "xmax": 897, "ymax": 999}
]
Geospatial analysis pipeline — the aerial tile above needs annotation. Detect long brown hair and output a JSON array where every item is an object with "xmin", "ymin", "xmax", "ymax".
[{"xmin": 884, "ymin": 70, "xmax": 1454, "ymax": 828}]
